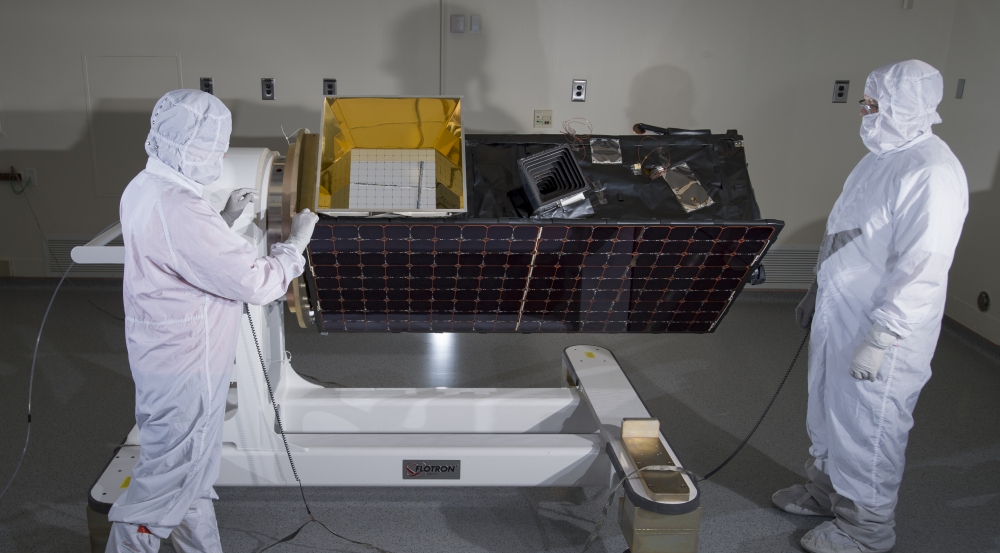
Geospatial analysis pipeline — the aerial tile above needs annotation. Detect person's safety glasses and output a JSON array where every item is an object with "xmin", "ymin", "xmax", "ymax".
[{"xmin": 859, "ymin": 99, "xmax": 879, "ymax": 115}]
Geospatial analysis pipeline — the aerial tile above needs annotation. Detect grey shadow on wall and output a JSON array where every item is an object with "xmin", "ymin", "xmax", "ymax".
[
  {"xmin": 88, "ymin": 99, "xmax": 158, "ymax": 198},
  {"xmin": 626, "ymin": 64, "xmax": 697, "ymax": 131},
  {"xmin": 225, "ymin": 100, "xmax": 321, "ymax": 155},
  {"xmin": 84, "ymin": 97, "xmax": 308, "ymax": 196},
  {"xmin": 0, "ymin": 96, "xmax": 324, "ymax": 248},
  {"xmin": 383, "ymin": 3, "xmax": 527, "ymax": 133},
  {"xmin": 0, "ymin": 107, "xmax": 154, "ymax": 246},
  {"xmin": 380, "ymin": 2, "xmax": 442, "ymax": 97},
  {"xmin": 0, "ymin": 101, "xmax": 161, "ymax": 202},
  {"xmin": 783, "ymin": 218, "xmax": 828, "ymax": 246}
]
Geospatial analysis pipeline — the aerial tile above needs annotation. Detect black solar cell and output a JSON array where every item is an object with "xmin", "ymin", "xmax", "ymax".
[{"xmin": 307, "ymin": 221, "xmax": 779, "ymax": 333}]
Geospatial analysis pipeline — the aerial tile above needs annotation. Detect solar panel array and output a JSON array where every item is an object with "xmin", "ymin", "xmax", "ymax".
[{"xmin": 306, "ymin": 221, "xmax": 779, "ymax": 333}]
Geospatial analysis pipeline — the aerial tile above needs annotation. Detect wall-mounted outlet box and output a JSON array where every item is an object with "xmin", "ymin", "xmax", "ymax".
[
  {"xmin": 22, "ymin": 168, "xmax": 37, "ymax": 188},
  {"xmin": 450, "ymin": 14, "xmax": 465, "ymax": 33},
  {"xmin": 832, "ymin": 80, "xmax": 850, "ymax": 103},
  {"xmin": 200, "ymin": 77, "xmax": 214, "ymax": 95},
  {"xmin": 533, "ymin": 110, "xmax": 552, "ymax": 128},
  {"xmin": 261, "ymin": 78, "xmax": 275, "ymax": 100},
  {"xmin": 572, "ymin": 80, "xmax": 587, "ymax": 102},
  {"xmin": 1, "ymin": 168, "xmax": 36, "ymax": 187},
  {"xmin": 323, "ymin": 79, "xmax": 337, "ymax": 96}
]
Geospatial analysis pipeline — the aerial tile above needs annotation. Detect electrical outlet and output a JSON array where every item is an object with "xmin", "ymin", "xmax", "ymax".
[
  {"xmin": 200, "ymin": 77, "xmax": 214, "ymax": 95},
  {"xmin": 22, "ymin": 168, "xmax": 37, "ymax": 188},
  {"xmin": 323, "ymin": 79, "xmax": 337, "ymax": 96},
  {"xmin": 469, "ymin": 14, "xmax": 481, "ymax": 33},
  {"xmin": 832, "ymin": 80, "xmax": 850, "ymax": 103},
  {"xmin": 450, "ymin": 14, "xmax": 465, "ymax": 33},
  {"xmin": 261, "ymin": 78, "xmax": 275, "ymax": 101},
  {"xmin": 571, "ymin": 79, "xmax": 587, "ymax": 102},
  {"xmin": 533, "ymin": 110, "xmax": 552, "ymax": 128}
]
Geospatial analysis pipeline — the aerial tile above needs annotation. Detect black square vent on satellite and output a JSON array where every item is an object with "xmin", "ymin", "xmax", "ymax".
[{"xmin": 306, "ymin": 130, "xmax": 783, "ymax": 333}]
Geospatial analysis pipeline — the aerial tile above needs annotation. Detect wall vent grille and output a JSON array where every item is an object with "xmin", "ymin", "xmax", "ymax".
[
  {"xmin": 755, "ymin": 248, "xmax": 818, "ymax": 289},
  {"xmin": 43, "ymin": 235, "xmax": 124, "ymax": 278}
]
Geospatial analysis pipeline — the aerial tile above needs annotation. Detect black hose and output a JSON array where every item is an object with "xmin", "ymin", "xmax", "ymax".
[
  {"xmin": 244, "ymin": 304, "xmax": 394, "ymax": 553},
  {"xmin": 700, "ymin": 329, "xmax": 810, "ymax": 481}
]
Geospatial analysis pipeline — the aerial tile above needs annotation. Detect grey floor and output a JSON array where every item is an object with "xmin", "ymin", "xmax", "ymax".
[{"xmin": 1, "ymin": 279, "xmax": 998, "ymax": 553}]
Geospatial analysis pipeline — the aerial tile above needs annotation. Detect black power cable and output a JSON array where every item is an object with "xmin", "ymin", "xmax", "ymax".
[
  {"xmin": 243, "ymin": 304, "xmax": 394, "ymax": 553},
  {"xmin": 700, "ymin": 329, "xmax": 811, "ymax": 481},
  {"xmin": 579, "ymin": 329, "xmax": 811, "ymax": 551}
]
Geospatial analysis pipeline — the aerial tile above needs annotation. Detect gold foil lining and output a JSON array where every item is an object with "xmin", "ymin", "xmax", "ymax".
[{"xmin": 318, "ymin": 97, "xmax": 464, "ymax": 211}]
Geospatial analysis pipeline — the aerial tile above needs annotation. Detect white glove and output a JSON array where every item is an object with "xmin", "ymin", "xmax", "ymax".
[
  {"xmin": 849, "ymin": 322, "xmax": 897, "ymax": 382},
  {"xmin": 286, "ymin": 209, "xmax": 319, "ymax": 254},
  {"xmin": 795, "ymin": 280, "xmax": 818, "ymax": 330},
  {"xmin": 220, "ymin": 188, "xmax": 258, "ymax": 227}
]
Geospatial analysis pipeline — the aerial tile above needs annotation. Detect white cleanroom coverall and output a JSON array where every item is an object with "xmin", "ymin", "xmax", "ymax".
[
  {"xmin": 804, "ymin": 60, "xmax": 968, "ymax": 552},
  {"xmin": 106, "ymin": 89, "xmax": 306, "ymax": 552}
]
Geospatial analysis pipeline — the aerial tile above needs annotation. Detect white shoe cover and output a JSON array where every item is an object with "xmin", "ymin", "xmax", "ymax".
[
  {"xmin": 801, "ymin": 520, "xmax": 892, "ymax": 553},
  {"xmin": 169, "ymin": 498, "xmax": 222, "ymax": 553},
  {"xmin": 772, "ymin": 484, "xmax": 834, "ymax": 517}
]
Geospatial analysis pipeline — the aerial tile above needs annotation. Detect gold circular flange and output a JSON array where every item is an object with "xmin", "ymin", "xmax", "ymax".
[
  {"xmin": 287, "ymin": 277, "xmax": 311, "ymax": 329},
  {"xmin": 279, "ymin": 129, "xmax": 315, "ymax": 329}
]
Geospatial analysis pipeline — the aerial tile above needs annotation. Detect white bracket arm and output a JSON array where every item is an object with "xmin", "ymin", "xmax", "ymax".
[
  {"xmin": 71, "ymin": 223, "xmax": 125, "ymax": 264},
  {"xmin": 563, "ymin": 345, "xmax": 700, "ymax": 515}
]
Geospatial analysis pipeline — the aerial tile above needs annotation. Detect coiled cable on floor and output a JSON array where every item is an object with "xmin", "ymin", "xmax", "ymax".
[{"xmin": 244, "ymin": 304, "xmax": 394, "ymax": 553}]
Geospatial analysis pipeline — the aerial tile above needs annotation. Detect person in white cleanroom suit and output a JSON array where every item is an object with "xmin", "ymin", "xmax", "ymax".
[
  {"xmin": 772, "ymin": 60, "xmax": 968, "ymax": 553},
  {"xmin": 105, "ymin": 89, "xmax": 319, "ymax": 553}
]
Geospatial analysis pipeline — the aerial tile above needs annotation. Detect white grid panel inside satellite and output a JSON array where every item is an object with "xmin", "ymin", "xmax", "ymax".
[{"xmin": 348, "ymin": 148, "xmax": 437, "ymax": 210}]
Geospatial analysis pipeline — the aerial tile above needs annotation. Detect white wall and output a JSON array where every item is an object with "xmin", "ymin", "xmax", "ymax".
[
  {"xmin": 2, "ymin": 0, "xmax": 994, "ymax": 341},
  {"xmin": 936, "ymin": 0, "xmax": 1000, "ymax": 344}
]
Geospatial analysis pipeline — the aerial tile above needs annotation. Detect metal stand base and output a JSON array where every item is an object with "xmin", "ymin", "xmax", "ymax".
[{"xmin": 88, "ymin": 347, "xmax": 700, "ymax": 552}]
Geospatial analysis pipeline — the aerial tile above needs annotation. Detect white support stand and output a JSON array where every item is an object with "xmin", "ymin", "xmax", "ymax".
[
  {"xmin": 83, "ymin": 147, "xmax": 698, "ymax": 551},
  {"xmin": 90, "ymin": 335, "xmax": 678, "ymax": 494}
]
